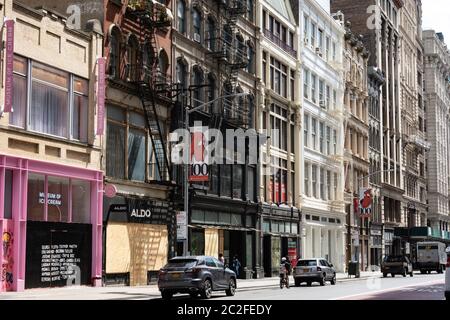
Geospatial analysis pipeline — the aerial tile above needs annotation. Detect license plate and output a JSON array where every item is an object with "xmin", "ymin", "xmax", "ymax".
[
  {"xmin": 170, "ymin": 272, "xmax": 182, "ymax": 279},
  {"xmin": 302, "ymin": 269, "xmax": 310, "ymax": 273}
]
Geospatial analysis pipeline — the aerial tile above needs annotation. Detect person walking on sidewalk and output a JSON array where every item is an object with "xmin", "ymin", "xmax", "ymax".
[
  {"xmin": 231, "ymin": 255, "xmax": 241, "ymax": 278},
  {"xmin": 219, "ymin": 253, "xmax": 225, "ymax": 264}
]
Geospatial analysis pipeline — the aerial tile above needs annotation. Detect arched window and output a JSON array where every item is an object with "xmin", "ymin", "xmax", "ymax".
[
  {"xmin": 142, "ymin": 41, "xmax": 153, "ymax": 82},
  {"xmin": 192, "ymin": 66, "xmax": 204, "ymax": 108},
  {"xmin": 177, "ymin": 0, "xmax": 186, "ymax": 33},
  {"xmin": 192, "ymin": 8, "xmax": 202, "ymax": 43},
  {"xmin": 126, "ymin": 35, "xmax": 139, "ymax": 81},
  {"xmin": 206, "ymin": 17, "xmax": 216, "ymax": 51},
  {"xmin": 176, "ymin": 59, "xmax": 187, "ymax": 84},
  {"xmin": 158, "ymin": 49, "xmax": 169, "ymax": 83},
  {"xmin": 109, "ymin": 27, "xmax": 121, "ymax": 78}
]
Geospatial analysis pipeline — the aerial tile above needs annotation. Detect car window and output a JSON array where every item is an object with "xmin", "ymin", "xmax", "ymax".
[
  {"xmin": 165, "ymin": 259, "xmax": 198, "ymax": 268},
  {"xmin": 297, "ymin": 260, "xmax": 317, "ymax": 266},
  {"xmin": 205, "ymin": 258, "xmax": 217, "ymax": 267},
  {"xmin": 213, "ymin": 258, "xmax": 224, "ymax": 268},
  {"xmin": 320, "ymin": 260, "xmax": 329, "ymax": 267}
]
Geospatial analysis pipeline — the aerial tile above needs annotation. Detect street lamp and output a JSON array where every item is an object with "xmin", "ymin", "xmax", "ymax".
[{"xmin": 182, "ymin": 91, "xmax": 249, "ymax": 256}]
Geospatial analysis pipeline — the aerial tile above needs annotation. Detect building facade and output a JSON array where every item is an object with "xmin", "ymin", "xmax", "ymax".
[
  {"xmin": 171, "ymin": 0, "xmax": 260, "ymax": 279},
  {"xmin": 257, "ymin": 0, "xmax": 301, "ymax": 277},
  {"xmin": 0, "ymin": 0, "xmax": 103, "ymax": 291},
  {"xmin": 298, "ymin": 0, "xmax": 346, "ymax": 272},
  {"xmin": 341, "ymin": 22, "xmax": 371, "ymax": 271},
  {"xmin": 103, "ymin": 0, "xmax": 176, "ymax": 286},
  {"xmin": 331, "ymin": 0, "xmax": 405, "ymax": 258},
  {"xmin": 423, "ymin": 30, "xmax": 450, "ymax": 242}
]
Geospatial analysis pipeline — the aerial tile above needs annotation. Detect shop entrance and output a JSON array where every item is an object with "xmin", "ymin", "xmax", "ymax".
[
  {"xmin": 25, "ymin": 221, "xmax": 92, "ymax": 289},
  {"xmin": 223, "ymin": 230, "xmax": 245, "ymax": 275}
]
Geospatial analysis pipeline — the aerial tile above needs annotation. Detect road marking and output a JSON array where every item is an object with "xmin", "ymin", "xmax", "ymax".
[{"xmin": 330, "ymin": 279, "xmax": 444, "ymax": 300}]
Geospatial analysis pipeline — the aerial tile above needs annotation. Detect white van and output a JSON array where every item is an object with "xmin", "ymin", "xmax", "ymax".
[{"xmin": 416, "ymin": 241, "xmax": 447, "ymax": 274}]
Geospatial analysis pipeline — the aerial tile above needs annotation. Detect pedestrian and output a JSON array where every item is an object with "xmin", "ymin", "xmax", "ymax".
[
  {"xmin": 231, "ymin": 255, "xmax": 241, "ymax": 278},
  {"xmin": 219, "ymin": 253, "xmax": 225, "ymax": 264}
]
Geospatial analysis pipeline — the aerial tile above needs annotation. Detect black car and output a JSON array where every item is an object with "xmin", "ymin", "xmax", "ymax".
[
  {"xmin": 158, "ymin": 256, "xmax": 237, "ymax": 300},
  {"xmin": 381, "ymin": 255, "xmax": 414, "ymax": 277}
]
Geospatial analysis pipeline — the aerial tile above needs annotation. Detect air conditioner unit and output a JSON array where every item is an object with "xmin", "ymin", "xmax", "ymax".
[{"xmin": 193, "ymin": 33, "xmax": 201, "ymax": 43}]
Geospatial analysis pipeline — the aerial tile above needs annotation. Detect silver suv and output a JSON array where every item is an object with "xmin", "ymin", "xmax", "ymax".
[
  {"xmin": 158, "ymin": 256, "xmax": 237, "ymax": 300},
  {"xmin": 293, "ymin": 258, "xmax": 337, "ymax": 287}
]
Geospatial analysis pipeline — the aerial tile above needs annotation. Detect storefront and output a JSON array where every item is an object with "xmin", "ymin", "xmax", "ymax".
[
  {"xmin": 370, "ymin": 223, "xmax": 383, "ymax": 268},
  {"xmin": 261, "ymin": 204, "xmax": 301, "ymax": 277},
  {"xmin": 0, "ymin": 154, "xmax": 103, "ymax": 292},
  {"xmin": 103, "ymin": 195, "xmax": 175, "ymax": 286},
  {"xmin": 186, "ymin": 195, "xmax": 259, "ymax": 279}
]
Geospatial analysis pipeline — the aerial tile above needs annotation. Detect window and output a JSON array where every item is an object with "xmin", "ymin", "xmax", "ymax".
[
  {"xmin": 206, "ymin": 17, "xmax": 215, "ymax": 50},
  {"xmin": 325, "ymin": 85, "xmax": 330, "ymax": 109},
  {"xmin": 233, "ymin": 165, "xmax": 243, "ymax": 199},
  {"xmin": 334, "ymin": 173, "xmax": 338, "ymax": 200},
  {"xmin": 319, "ymin": 122, "xmax": 324, "ymax": 153},
  {"xmin": 10, "ymin": 56, "xmax": 27, "ymax": 128},
  {"xmin": 303, "ymin": 69, "xmax": 309, "ymax": 99},
  {"xmin": 126, "ymin": 35, "xmax": 139, "ymax": 81},
  {"xmin": 106, "ymin": 106, "xmax": 150, "ymax": 182},
  {"xmin": 333, "ymin": 90, "xmax": 337, "ymax": 110},
  {"xmin": 177, "ymin": 0, "xmax": 186, "ymax": 33},
  {"xmin": 246, "ymin": 0, "xmax": 254, "ymax": 21},
  {"xmin": 311, "ymin": 74, "xmax": 317, "ymax": 103},
  {"xmin": 270, "ymin": 57, "xmax": 288, "ymax": 98},
  {"xmin": 304, "ymin": 163, "xmax": 310, "ymax": 196},
  {"xmin": 108, "ymin": 27, "xmax": 120, "ymax": 78},
  {"xmin": 310, "ymin": 22, "xmax": 316, "ymax": 47},
  {"xmin": 4, "ymin": 170, "xmax": 13, "ymax": 219},
  {"xmin": 318, "ymin": 29, "xmax": 324, "ymax": 51},
  {"xmin": 192, "ymin": 66, "xmax": 204, "ymax": 108},
  {"xmin": 303, "ymin": 15, "xmax": 309, "ymax": 42},
  {"xmin": 320, "ymin": 168, "xmax": 325, "ymax": 200},
  {"xmin": 319, "ymin": 79, "xmax": 325, "ymax": 107},
  {"xmin": 312, "ymin": 165, "xmax": 317, "ymax": 198},
  {"xmin": 247, "ymin": 44, "xmax": 255, "ymax": 74},
  {"xmin": 311, "ymin": 118, "xmax": 317, "ymax": 150},
  {"xmin": 326, "ymin": 126, "xmax": 331, "ymax": 155},
  {"xmin": 327, "ymin": 170, "xmax": 331, "ymax": 200},
  {"xmin": 192, "ymin": 8, "xmax": 202, "ymax": 42},
  {"xmin": 10, "ymin": 57, "xmax": 89, "ymax": 143},
  {"xmin": 325, "ymin": 36, "xmax": 330, "ymax": 60},
  {"xmin": 176, "ymin": 59, "xmax": 187, "ymax": 84},
  {"xmin": 332, "ymin": 42, "xmax": 337, "ymax": 61},
  {"xmin": 220, "ymin": 165, "xmax": 232, "ymax": 197},
  {"xmin": 333, "ymin": 129, "xmax": 337, "ymax": 154},
  {"xmin": 304, "ymin": 114, "xmax": 309, "ymax": 148}
]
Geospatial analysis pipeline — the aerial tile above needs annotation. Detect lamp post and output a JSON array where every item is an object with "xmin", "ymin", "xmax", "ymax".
[{"xmin": 182, "ymin": 92, "xmax": 248, "ymax": 256}]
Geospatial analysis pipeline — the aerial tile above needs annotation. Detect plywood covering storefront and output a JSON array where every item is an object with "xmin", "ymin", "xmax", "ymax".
[
  {"xmin": 204, "ymin": 228, "xmax": 219, "ymax": 257},
  {"xmin": 106, "ymin": 222, "xmax": 168, "ymax": 286}
]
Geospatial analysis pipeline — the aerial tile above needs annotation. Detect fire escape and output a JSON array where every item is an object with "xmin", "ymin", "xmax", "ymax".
[
  {"xmin": 127, "ymin": 0, "xmax": 174, "ymax": 182},
  {"xmin": 206, "ymin": 0, "xmax": 250, "ymax": 129}
]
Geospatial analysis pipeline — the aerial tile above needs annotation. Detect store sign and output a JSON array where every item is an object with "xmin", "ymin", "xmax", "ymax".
[
  {"xmin": 189, "ymin": 132, "xmax": 209, "ymax": 182},
  {"xmin": 177, "ymin": 211, "xmax": 187, "ymax": 240},
  {"xmin": 39, "ymin": 192, "xmax": 62, "ymax": 206},
  {"xmin": 3, "ymin": 18, "xmax": 14, "ymax": 113},
  {"xmin": 96, "ymin": 57, "xmax": 106, "ymax": 135},
  {"xmin": 358, "ymin": 188, "xmax": 373, "ymax": 217},
  {"xmin": 130, "ymin": 209, "xmax": 152, "ymax": 218}
]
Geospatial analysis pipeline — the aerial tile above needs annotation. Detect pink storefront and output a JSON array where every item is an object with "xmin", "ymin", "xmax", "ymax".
[{"xmin": 0, "ymin": 154, "xmax": 103, "ymax": 292}]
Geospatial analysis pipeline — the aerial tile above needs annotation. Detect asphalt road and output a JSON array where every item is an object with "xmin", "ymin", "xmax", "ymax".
[{"xmin": 166, "ymin": 272, "xmax": 446, "ymax": 300}]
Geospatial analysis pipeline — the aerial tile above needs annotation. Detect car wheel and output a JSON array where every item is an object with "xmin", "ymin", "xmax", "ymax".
[
  {"xmin": 161, "ymin": 291, "xmax": 173, "ymax": 300},
  {"xmin": 383, "ymin": 273, "xmax": 387, "ymax": 278},
  {"xmin": 307, "ymin": 281, "xmax": 312, "ymax": 287},
  {"xmin": 201, "ymin": 279, "xmax": 213, "ymax": 299},
  {"xmin": 225, "ymin": 279, "xmax": 236, "ymax": 296},
  {"xmin": 330, "ymin": 274, "xmax": 336, "ymax": 285},
  {"xmin": 319, "ymin": 275, "xmax": 325, "ymax": 286},
  {"xmin": 294, "ymin": 278, "xmax": 301, "ymax": 287}
]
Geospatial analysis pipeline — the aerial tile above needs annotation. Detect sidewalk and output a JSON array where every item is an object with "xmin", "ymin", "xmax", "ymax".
[{"xmin": 0, "ymin": 271, "xmax": 381, "ymax": 300}]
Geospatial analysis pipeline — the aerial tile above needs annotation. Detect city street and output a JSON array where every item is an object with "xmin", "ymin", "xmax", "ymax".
[{"xmin": 0, "ymin": 272, "xmax": 445, "ymax": 300}]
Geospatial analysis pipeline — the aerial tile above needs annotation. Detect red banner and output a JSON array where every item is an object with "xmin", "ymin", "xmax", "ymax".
[
  {"xmin": 189, "ymin": 132, "xmax": 208, "ymax": 182},
  {"xmin": 4, "ymin": 19, "xmax": 14, "ymax": 113},
  {"xmin": 96, "ymin": 57, "xmax": 106, "ymax": 135}
]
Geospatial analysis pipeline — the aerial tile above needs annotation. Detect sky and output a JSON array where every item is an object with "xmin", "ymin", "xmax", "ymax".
[{"xmin": 422, "ymin": 0, "xmax": 450, "ymax": 44}]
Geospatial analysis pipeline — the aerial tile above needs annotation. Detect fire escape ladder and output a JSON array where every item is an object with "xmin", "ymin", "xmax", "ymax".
[{"xmin": 127, "ymin": 1, "xmax": 173, "ymax": 182}]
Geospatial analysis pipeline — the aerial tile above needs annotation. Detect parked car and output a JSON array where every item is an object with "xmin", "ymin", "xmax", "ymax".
[
  {"xmin": 381, "ymin": 255, "xmax": 414, "ymax": 277},
  {"xmin": 292, "ymin": 258, "xmax": 336, "ymax": 287},
  {"xmin": 158, "ymin": 256, "xmax": 237, "ymax": 300},
  {"xmin": 445, "ymin": 247, "xmax": 450, "ymax": 301},
  {"xmin": 416, "ymin": 241, "xmax": 447, "ymax": 274}
]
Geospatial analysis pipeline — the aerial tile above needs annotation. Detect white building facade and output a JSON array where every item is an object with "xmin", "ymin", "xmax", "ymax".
[{"xmin": 297, "ymin": 0, "xmax": 346, "ymax": 272}]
